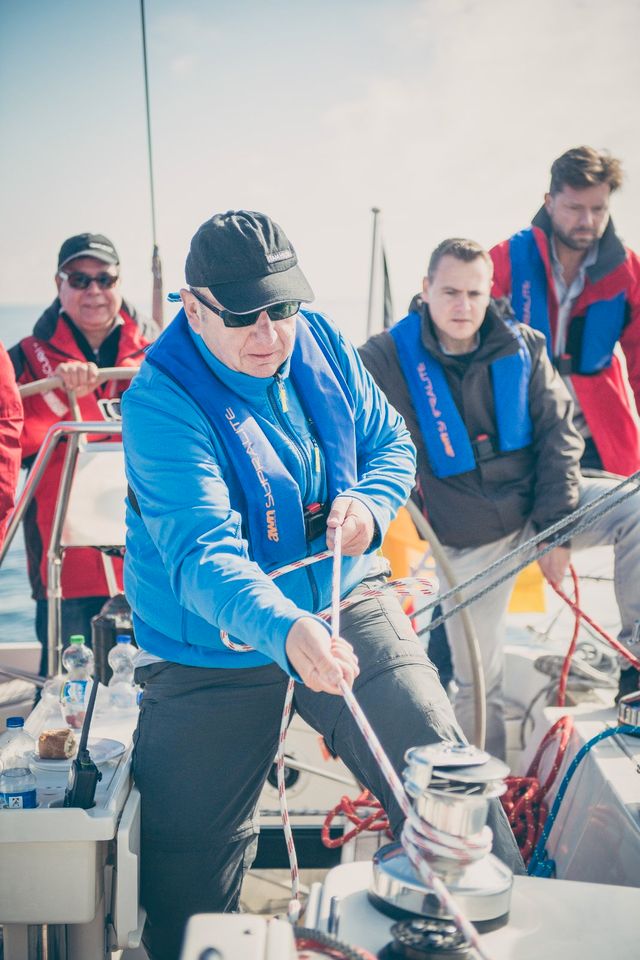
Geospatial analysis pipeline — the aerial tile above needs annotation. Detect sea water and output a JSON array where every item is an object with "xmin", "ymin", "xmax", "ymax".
[{"xmin": 0, "ymin": 304, "xmax": 47, "ymax": 645}]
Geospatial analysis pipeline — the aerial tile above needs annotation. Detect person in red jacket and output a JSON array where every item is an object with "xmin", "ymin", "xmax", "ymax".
[
  {"xmin": 9, "ymin": 233, "xmax": 157, "ymax": 674},
  {"xmin": 0, "ymin": 342, "xmax": 23, "ymax": 548},
  {"xmin": 490, "ymin": 146, "xmax": 640, "ymax": 477}
]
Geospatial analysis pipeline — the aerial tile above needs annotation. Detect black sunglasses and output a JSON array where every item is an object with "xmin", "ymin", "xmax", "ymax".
[
  {"xmin": 188, "ymin": 288, "xmax": 300, "ymax": 328},
  {"xmin": 58, "ymin": 270, "xmax": 119, "ymax": 290}
]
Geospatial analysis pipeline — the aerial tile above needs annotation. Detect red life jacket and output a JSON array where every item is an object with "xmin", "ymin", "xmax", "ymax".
[
  {"xmin": 491, "ymin": 213, "xmax": 640, "ymax": 476},
  {"xmin": 0, "ymin": 342, "xmax": 23, "ymax": 547},
  {"xmin": 12, "ymin": 303, "xmax": 152, "ymax": 599}
]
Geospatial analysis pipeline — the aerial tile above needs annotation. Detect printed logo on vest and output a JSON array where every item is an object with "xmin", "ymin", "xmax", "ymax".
[
  {"xmin": 225, "ymin": 407, "xmax": 279, "ymax": 542},
  {"xmin": 417, "ymin": 362, "xmax": 455, "ymax": 458}
]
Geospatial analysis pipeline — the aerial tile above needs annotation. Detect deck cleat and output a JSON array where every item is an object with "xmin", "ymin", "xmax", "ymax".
[{"xmin": 369, "ymin": 743, "xmax": 513, "ymax": 930}]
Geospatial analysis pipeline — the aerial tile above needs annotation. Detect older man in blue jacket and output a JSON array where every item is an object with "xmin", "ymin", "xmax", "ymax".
[{"xmin": 122, "ymin": 210, "xmax": 521, "ymax": 960}]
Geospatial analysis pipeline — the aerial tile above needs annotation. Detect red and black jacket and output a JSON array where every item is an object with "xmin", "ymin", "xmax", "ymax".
[
  {"xmin": 490, "ymin": 209, "xmax": 640, "ymax": 475},
  {"xmin": 9, "ymin": 301, "xmax": 155, "ymax": 599},
  {"xmin": 0, "ymin": 342, "xmax": 23, "ymax": 548}
]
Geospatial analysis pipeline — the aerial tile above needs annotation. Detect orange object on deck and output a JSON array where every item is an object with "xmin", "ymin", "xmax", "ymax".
[{"xmin": 382, "ymin": 506, "xmax": 432, "ymax": 579}]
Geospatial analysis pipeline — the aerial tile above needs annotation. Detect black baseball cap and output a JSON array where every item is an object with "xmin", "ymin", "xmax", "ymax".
[
  {"xmin": 185, "ymin": 210, "xmax": 314, "ymax": 313},
  {"xmin": 57, "ymin": 233, "xmax": 120, "ymax": 270}
]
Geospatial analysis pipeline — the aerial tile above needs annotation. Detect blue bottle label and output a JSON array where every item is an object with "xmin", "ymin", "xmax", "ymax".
[
  {"xmin": 1, "ymin": 789, "xmax": 37, "ymax": 809},
  {"xmin": 61, "ymin": 680, "xmax": 88, "ymax": 706}
]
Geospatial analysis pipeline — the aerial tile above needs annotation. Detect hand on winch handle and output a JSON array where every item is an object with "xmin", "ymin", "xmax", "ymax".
[
  {"xmin": 326, "ymin": 496, "xmax": 375, "ymax": 556},
  {"xmin": 537, "ymin": 543, "xmax": 571, "ymax": 585},
  {"xmin": 53, "ymin": 360, "xmax": 101, "ymax": 397},
  {"xmin": 286, "ymin": 616, "xmax": 359, "ymax": 695}
]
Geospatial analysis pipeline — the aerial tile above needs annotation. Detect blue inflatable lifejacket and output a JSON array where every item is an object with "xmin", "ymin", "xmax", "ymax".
[
  {"xmin": 144, "ymin": 309, "xmax": 357, "ymax": 569},
  {"xmin": 390, "ymin": 312, "xmax": 532, "ymax": 478},
  {"xmin": 509, "ymin": 228, "xmax": 626, "ymax": 374}
]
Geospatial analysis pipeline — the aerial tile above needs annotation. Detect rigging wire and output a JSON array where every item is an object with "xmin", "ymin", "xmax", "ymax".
[{"xmin": 139, "ymin": 0, "xmax": 164, "ymax": 328}]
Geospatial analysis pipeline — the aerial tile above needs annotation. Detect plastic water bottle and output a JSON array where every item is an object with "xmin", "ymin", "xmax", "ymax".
[
  {"xmin": 107, "ymin": 634, "xmax": 138, "ymax": 709},
  {"xmin": 60, "ymin": 635, "xmax": 95, "ymax": 729},
  {"xmin": 0, "ymin": 717, "xmax": 37, "ymax": 809}
]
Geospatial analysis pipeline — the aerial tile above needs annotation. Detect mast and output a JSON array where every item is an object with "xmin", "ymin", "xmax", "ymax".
[
  {"xmin": 365, "ymin": 207, "xmax": 380, "ymax": 339},
  {"xmin": 140, "ymin": 0, "xmax": 163, "ymax": 328}
]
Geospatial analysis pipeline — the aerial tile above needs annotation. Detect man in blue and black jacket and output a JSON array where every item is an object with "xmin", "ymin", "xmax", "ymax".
[
  {"xmin": 360, "ymin": 238, "xmax": 640, "ymax": 761},
  {"xmin": 123, "ymin": 212, "xmax": 524, "ymax": 960}
]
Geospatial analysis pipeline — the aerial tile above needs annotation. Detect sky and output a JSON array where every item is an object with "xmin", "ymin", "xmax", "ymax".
[{"xmin": 1, "ymin": 0, "xmax": 640, "ymax": 344}]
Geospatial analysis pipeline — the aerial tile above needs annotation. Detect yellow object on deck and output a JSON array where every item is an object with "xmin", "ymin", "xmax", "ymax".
[{"xmin": 508, "ymin": 562, "xmax": 546, "ymax": 612}]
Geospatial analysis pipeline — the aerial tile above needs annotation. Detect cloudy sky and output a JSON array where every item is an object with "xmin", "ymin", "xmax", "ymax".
[{"xmin": 1, "ymin": 0, "xmax": 639, "ymax": 343}]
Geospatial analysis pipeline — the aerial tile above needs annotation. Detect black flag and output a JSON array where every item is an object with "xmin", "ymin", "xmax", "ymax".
[{"xmin": 382, "ymin": 246, "xmax": 394, "ymax": 329}]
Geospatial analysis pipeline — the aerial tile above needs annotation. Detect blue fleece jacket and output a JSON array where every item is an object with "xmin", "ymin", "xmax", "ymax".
[{"xmin": 122, "ymin": 309, "xmax": 416, "ymax": 674}]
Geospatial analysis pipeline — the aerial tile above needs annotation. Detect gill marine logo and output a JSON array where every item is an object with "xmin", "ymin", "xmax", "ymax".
[
  {"xmin": 225, "ymin": 407, "xmax": 279, "ymax": 541},
  {"xmin": 32, "ymin": 340, "xmax": 68, "ymax": 417},
  {"xmin": 417, "ymin": 362, "xmax": 455, "ymax": 459}
]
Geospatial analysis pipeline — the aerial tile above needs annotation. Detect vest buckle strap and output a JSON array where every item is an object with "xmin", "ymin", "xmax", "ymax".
[
  {"xmin": 304, "ymin": 501, "xmax": 329, "ymax": 541},
  {"xmin": 472, "ymin": 434, "xmax": 497, "ymax": 462},
  {"xmin": 554, "ymin": 353, "xmax": 574, "ymax": 375}
]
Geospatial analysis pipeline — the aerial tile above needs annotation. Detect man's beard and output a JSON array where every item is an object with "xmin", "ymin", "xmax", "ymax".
[{"xmin": 552, "ymin": 223, "xmax": 598, "ymax": 252}]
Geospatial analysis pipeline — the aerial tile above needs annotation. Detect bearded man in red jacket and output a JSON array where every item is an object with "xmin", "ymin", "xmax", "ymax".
[
  {"xmin": 490, "ymin": 146, "xmax": 640, "ymax": 477},
  {"xmin": 9, "ymin": 233, "xmax": 157, "ymax": 674}
]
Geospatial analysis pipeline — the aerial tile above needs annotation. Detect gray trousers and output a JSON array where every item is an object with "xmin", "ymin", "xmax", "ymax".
[
  {"xmin": 439, "ymin": 478, "xmax": 640, "ymax": 760},
  {"xmin": 133, "ymin": 582, "xmax": 524, "ymax": 960}
]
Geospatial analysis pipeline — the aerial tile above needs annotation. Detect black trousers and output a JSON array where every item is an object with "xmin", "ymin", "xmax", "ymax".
[{"xmin": 133, "ymin": 586, "xmax": 524, "ymax": 960}]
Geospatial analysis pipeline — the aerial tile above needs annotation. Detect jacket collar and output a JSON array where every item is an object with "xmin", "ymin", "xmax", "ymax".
[
  {"xmin": 419, "ymin": 299, "xmax": 521, "ymax": 366},
  {"xmin": 531, "ymin": 205, "xmax": 626, "ymax": 283},
  {"xmin": 33, "ymin": 297, "xmax": 137, "ymax": 340}
]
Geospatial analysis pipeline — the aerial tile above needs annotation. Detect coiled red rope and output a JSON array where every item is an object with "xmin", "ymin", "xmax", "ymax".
[
  {"xmin": 500, "ymin": 714, "xmax": 574, "ymax": 864},
  {"xmin": 321, "ymin": 788, "xmax": 391, "ymax": 848}
]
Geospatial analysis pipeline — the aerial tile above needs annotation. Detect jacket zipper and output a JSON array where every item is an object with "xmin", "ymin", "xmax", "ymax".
[
  {"xmin": 269, "ymin": 374, "xmax": 312, "ymax": 500},
  {"xmin": 269, "ymin": 374, "xmax": 320, "ymax": 611}
]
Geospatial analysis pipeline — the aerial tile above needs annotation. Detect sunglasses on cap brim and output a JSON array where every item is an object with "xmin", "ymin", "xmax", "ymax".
[{"xmin": 168, "ymin": 290, "xmax": 300, "ymax": 328}]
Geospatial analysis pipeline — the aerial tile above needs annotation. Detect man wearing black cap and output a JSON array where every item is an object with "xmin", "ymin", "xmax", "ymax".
[
  {"xmin": 9, "ymin": 233, "xmax": 157, "ymax": 673},
  {"xmin": 122, "ymin": 210, "xmax": 523, "ymax": 960}
]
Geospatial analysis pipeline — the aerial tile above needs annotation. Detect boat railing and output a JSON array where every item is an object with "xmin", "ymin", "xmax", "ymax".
[
  {"xmin": 18, "ymin": 366, "xmax": 137, "ymax": 397},
  {"xmin": 2, "ymin": 368, "xmax": 136, "ymax": 677}
]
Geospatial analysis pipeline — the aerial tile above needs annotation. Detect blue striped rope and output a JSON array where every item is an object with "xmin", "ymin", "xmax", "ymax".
[{"xmin": 528, "ymin": 724, "xmax": 640, "ymax": 877}]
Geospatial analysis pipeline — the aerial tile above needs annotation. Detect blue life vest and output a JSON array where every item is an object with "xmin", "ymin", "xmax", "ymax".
[
  {"xmin": 509, "ymin": 228, "xmax": 626, "ymax": 374},
  {"xmin": 390, "ymin": 312, "xmax": 532, "ymax": 478},
  {"xmin": 144, "ymin": 309, "xmax": 357, "ymax": 570}
]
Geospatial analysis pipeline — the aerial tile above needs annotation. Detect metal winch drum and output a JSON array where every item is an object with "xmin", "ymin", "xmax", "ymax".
[{"xmin": 369, "ymin": 743, "xmax": 514, "ymax": 931}]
